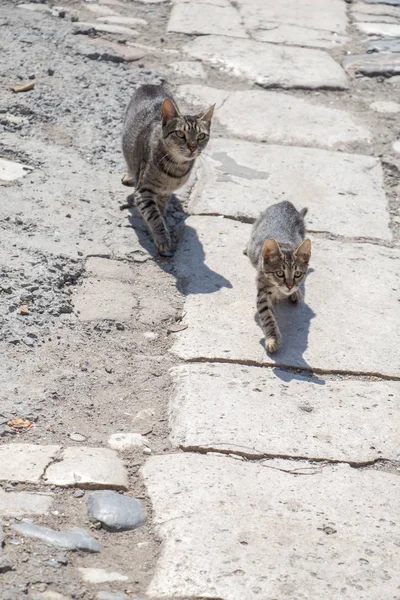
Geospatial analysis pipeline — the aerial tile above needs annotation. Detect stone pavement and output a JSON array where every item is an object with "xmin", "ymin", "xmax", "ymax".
[{"xmin": 139, "ymin": 0, "xmax": 400, "ymax": 599}]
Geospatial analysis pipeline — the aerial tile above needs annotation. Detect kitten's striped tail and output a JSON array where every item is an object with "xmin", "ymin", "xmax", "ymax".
[{"xmin": 300, "ymin": 207, "xmax": 308, "ymax": 218}]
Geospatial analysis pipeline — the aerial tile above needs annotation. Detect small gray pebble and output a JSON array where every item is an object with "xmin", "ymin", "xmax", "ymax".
[
  {"xmin": 69, "ymin": 432, "xmax": 86, "ymax": 442},
  {"xmin": 73, "ymin": 490, "xmax": 85, "ymax": 498}
]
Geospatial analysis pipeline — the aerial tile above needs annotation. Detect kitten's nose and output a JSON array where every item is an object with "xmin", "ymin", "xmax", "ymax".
[
  {"xmin": 286, "ymin": 283, "xmax": 294, "ymax": 290},
  {"xmin": 188, "ymin": 144, "xmax": 197, "ymax": 153}
]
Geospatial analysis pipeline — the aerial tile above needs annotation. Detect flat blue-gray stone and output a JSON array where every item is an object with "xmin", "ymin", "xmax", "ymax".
[
  {"xmin": 362, "ymin": 0, "xmax": 400, "ymax": 5},
  {"xmin": 366, "ymin": 38, "xmax": 400, "ymax": 53},
  {"xmin": 87, "ymin": 490, "xmax": 146, "ymax": 532},
  {"xmin": 12, "ymin": 522, "xmax": 100, "ymax": 552}
]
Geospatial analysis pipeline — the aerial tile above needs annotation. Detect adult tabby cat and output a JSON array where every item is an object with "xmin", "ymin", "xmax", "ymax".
[
  {"xmin": 247, "ymin": 201, "xmax": 311, "ymax": 353},
  {"xmin": 121, "ymin": 84, "xmax": 214, "ymax": 255}
]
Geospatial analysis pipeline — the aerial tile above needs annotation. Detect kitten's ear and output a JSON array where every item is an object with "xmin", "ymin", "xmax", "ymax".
[
  {"xmin": 262, "ymin": 239, "xmax": 283, "ymax": 264},
  {"xmin": 198, "ymin": 104, "xmax": 215, "ymax": 124},
  {"xmin": 161, "ymin": 98, "xmax": 180, "ymax": 123},
  {"xmin": 295, "ymin": 239, "xmax": 312, "ymax": 263}
]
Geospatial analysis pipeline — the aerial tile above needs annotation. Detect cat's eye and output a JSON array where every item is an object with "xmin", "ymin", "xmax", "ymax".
[
  {"xmin": 276, "ymin": 270, "xmax": 284, "ymax": 278},
  {"xmin": 197, "ymin": 133, "xmax": 206, "ymax": 140},
  {"xmin": 175, "ymin": 130, "xmax": 185, "ymax": 138},
  {"xmin": 294, "ymin": 271, "xmax": 302, "ymax": 278}
]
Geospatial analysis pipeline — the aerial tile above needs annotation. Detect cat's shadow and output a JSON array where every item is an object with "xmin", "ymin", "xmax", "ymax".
[
  {"xmin": 256, "ymin": 268, "xmax": 325, "ymax": 385},
  {"xmin": 123, "ymin": 193, "xmax": 232, "ymax": 295}
]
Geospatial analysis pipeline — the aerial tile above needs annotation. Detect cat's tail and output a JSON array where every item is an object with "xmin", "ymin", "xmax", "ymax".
[{"xmin": 300, "ymin": 207, "xmax": 308, "ymax": 218}]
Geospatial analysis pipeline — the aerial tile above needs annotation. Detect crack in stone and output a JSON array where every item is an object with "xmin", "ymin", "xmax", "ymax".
[
  {"xmin": 184, "ymin": 356, "xmax": 400, "ymax": 382},
  {"xmin": 179, "ymin": 444, "xmax": 394, "ymax": 469}
]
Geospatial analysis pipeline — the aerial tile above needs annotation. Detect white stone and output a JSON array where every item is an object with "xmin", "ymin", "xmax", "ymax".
[
  {"xmin": 171, "ymin": 363, "xmax": 400, "ymax": 462},
  {"xmin": 143, "ymin": 454, "xmax": 400, "ymax": 600},
  {"xmin": 370, "ymin": 100, "xmax": 400, "ymax": 113},
  {"xmin": 184, "ymin": 35, "xmax": 348, "ymax": 90},
  {"xmin": 251, "ymin": 24, "xmax": 347, "ymax": 48},
  {"xmin": 352, "ymin": 2, "xmax": 400, "ymax": 18},
  {"xmin": 84, "ymin": 4, "xmax": 117, "ymax": 15},
  {"xmin": 96, "ymin": 16, "xmax": 147, "ymax": 26},
  {"xmin": 0, "ymin": 489, "xmax": 53, "ymax": 516},
  {"xmin": 78, "ymin": 568, "xmax": 128, "ymax": 584},
  {"xmin": 0, "ymin": 444, "xmax": 60, "ymax": 483},
  {"xmin": 172, "ymin": 217, "xmax": 400, "ymax": 377},
  {"xmin": 168, "ymin": 61, "xmax": 207, "ymax": 80},
  {"xmin": 44, "ymin": 447, "xmax": 129, "ymax": 490},
  {"xmin": 108, "ymin": 432, "xmax": 150, "ymax": 450},
  {"xmin": 34, "ymin": 593, "xmax": 70, "ymax": 600},
  {"xmin": 168, "ymin": 0, "xmax": 248, "ymax": 38},
  {"xmin": 18, "ymin": 3, "xmax": 51, "ymax": 12},
  {"xmin": 355, "ymin": 22, "xmax": 400, "ymax": 36},
  {"xmin": 177, "ymin": 85, "xmax": 370, "ymax": 148},
  {"xmin": 0, "ymin": 158, "xmax": 33, "ymax": 182},
  {"xmin": 393, "ymin": 140, "xmax": 400, "ymax": 153},
  {"xmin": 76, "ymin": 22, "xmax": 139, "ymax": 36},
  {"xmin": 189, "ymin": 138, "xmax": 389, "ymax": 239}
]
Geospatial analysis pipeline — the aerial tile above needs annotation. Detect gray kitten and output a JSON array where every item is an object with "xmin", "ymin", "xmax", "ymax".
[
  {"xmin": 247, "ymin": 201, "xmax": 311, "ymax": 353},
  {"xmin": 121, "ymin": 84, "xmax": 214, "ymax": 256}
]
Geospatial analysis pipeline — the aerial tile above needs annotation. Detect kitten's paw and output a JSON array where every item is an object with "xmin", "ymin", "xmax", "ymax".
[
  {"xmin": 121, "ymin": 173, "xmax": 135, "ymax": 187},
  {"xmin": 266, "ymin": 337, "xmax": 280, "ymax": 353},
  {"xmin": 289, "ymin": 290, "xmax": 302, "ymax": 304},
  {"xmin": 243, "ymin": 246, "xmax": 248, "ymax": 256},
  {"xmin": 154, "ymin": 235, "xmax": 172, "ymax": 257}
]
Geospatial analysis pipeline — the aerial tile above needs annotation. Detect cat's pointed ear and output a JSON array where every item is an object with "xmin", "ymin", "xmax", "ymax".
[
  {"xmin": 262, "ymin": 239, "xmax": 283, "ymax": 264},
  {"xmin": 161, "ymin": 98, "xmax": 180, "ymax": 123},
  {"xmin": 198, "ymin": 104, "xmax": 215, "ymax": 124},
  {"xmin": 295, "ymin": 239, "xmax": 312, "ymax": 263}
]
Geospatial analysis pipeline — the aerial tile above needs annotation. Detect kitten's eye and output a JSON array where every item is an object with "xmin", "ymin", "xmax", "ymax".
[
  {"xmin": 197, "ymin": 133, "xmax": 206, "ymax": 140},
  {"xmin": 294, "ymin": 271, "xmax": 302, "ymax": 278},
  {"xmin": 175, "ymin": 130, "xmax": 185, "ymax": 138},
  {"xmin": 276, "ymin": 270, "xmax": 284, "ymax": 278}
]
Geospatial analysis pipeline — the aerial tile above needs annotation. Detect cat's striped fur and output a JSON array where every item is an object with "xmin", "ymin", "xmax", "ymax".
[
  {"xmin": 122, "ymin": 85, "xmax": 214, "ymax": 255},
  {"xmin": 247, "ymin": 201, "xmax": 311, "ymax": 353}
]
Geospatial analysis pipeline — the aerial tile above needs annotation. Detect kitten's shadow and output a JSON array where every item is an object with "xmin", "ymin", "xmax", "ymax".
[
  {"xmin": 256, "ymin": 268, "xmax": 325, "ymax": 385},
  {"xmin": 123, "ymin": 193, "xmax": 232, "ymax": 295}
]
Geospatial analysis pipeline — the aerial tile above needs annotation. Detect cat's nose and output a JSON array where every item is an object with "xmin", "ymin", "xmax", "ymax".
[
  {"xmin": 286, "ymin": 283, "xmax": 294, "ymax": 290},
  {"xmin": 188, "ymin": 144, "xmax": 197, "ymax": 153}
]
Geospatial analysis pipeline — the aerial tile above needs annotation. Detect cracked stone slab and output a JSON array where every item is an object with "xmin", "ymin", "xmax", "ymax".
[
  {"xmin": 172, "ymin": 217, "xmax": 400, "ymax": 377},
  {"xmin": 184, "ymin": 36, "xmax": 348, "ymax": 90},
  {"xmin": 343, "ymin": 53, "xmax": 400, "ymax": 76},
  {"xmin": 0, "ymin": 444, "xmax": 60, "ymax": 483},
  {"xmin": 353, "ymin": 1, "xmax": 400, "ymax": 15},
  {"xmin": 44, "ymin": 447, "xmax": 129, "ymax": 490},
  {"xmin": 168, "ymin": 0, "xmax": 248, "ymax": 38},
  {"xmin": 189, "ymin": 138, "xmax": 389, "ymax": 239},
  {"xmin": 73, "ymin": 258, "xmax": 138, "ymax": 320},
  {"xmin": 177, "ymin": 85, "xmax": 370, "ymax": 149},
  {"xmin": 235, "ymin": 0, "xmax": 347, "ymax": 48},
  {"xmin": 142, "ymin": 454, "xmax": 400, "ymax": 600},
  {"xmin": 170, "ymin": 363, "xmax": 400, "ymax": 462},
  {"xmin": 0, "ymin": 489, "xmax": 53, "ymax": 516},
  {"xmin": 0, "ymin": 157, "xmax": 33, "ymax": 182},
  {"xmin": 355, "ymin": 21, "xmax": 400, "ymax": 34}
]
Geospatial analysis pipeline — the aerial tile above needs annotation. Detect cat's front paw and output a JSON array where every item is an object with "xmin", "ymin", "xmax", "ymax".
[
  {"xmin": 154, "ymin": 234, "xmax": 172, "ymax": 257},
  {"xmin": 289, "ymin": 290, "xmax": 302, "ymax": 304},
  {"xmin": 266, "ymin": 337, "xmax": 280, "ymax": 353},
  {"xmin": 121, "ymin": 173, "xmax": 135, "ymax": 187}
]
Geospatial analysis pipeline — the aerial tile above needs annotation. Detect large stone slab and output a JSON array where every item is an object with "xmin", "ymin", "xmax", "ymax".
[
  {"xmin": 143, "ymin": 454, "xmax": 400, "ymax": 600},
  {"xmin": 0, "ymin": 444, "xmax": 60, "ymax": 483},
  {"xmin": 355, "ymin": 21, "xmax": 400, "ymax": 34},
  {"xmin": 172, "ymin": 217, "xmax": 400, "ymax": 377},
  {"xmin": 0, "ymin": 157, "xmax": 33, "ymax": 182},
  {"xmin": 177, "ymin": 85, "xmax": 370, "ymax": 149},
  {"xmin": 184, "ymin": 36, "xmax": 349, "ymax": 90},
  {"xmin": 366, "ymin": 37, "xmax": 400, "ymax": 51},
  {"xmin": 343, "ymin": 53, "xmax": 400, "ymax": 76},
  {"xmin": 189, "ymin": 138, "xmax": 389, "ymax": 239},
  {"xmin": 168, "ymin": 0, "xmax": 248, "ymax": 38},
  {"xmin": 44, "ymin": 447, "xmax": 129, "ymax": 490},
  {"xmin": 170, "ymin": 363, "xmax": 400, "ymax": 462},
  {"xmin": 0, "ymin": 489, "xmax": 53, "ymax": 516},
  {"xmin": 353, "ymin": 1, "xmax": 400, "ymax": 16}
]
